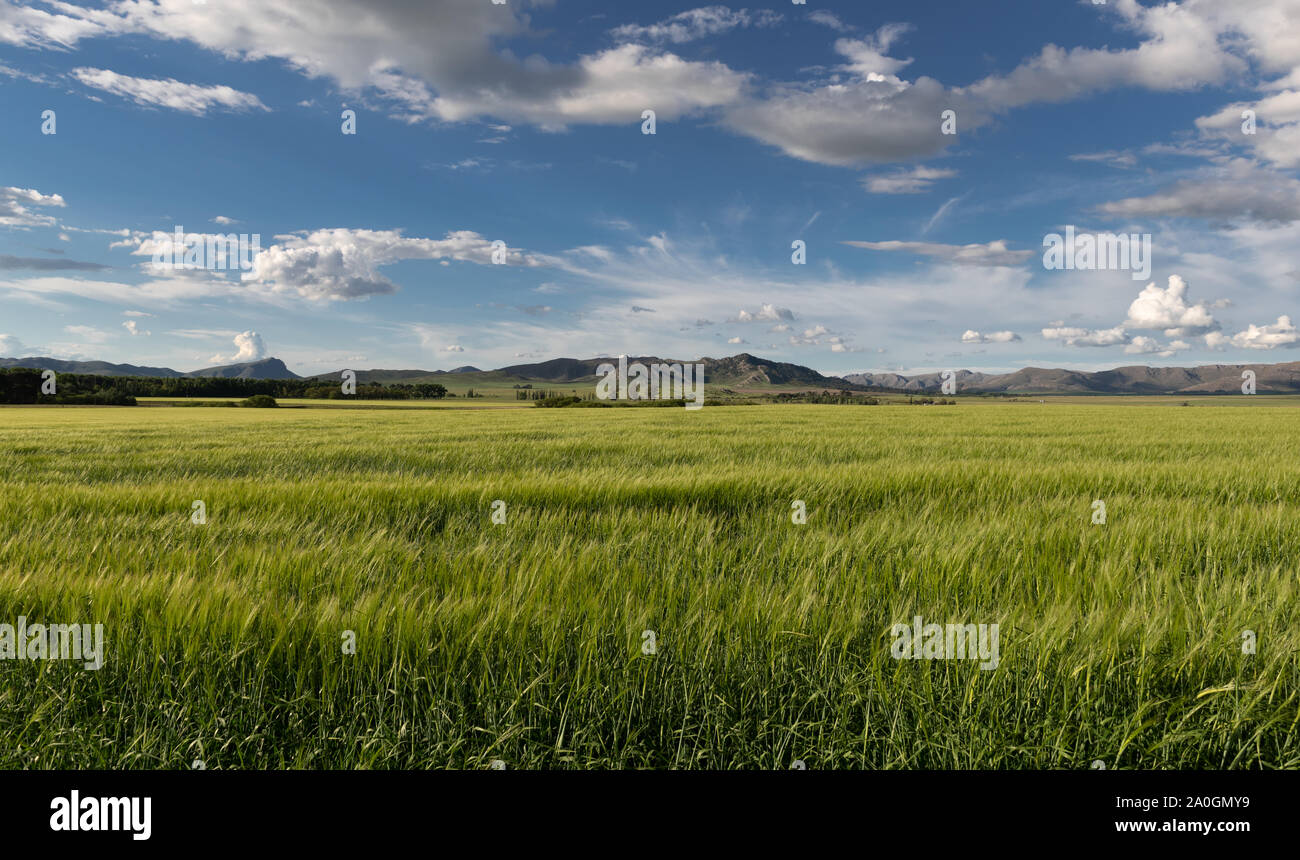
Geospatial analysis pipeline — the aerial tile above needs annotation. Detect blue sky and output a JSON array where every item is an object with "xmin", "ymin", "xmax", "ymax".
[{"xmin": 2, "ymin": 0, "xmax": 1299, "ymax": 376}]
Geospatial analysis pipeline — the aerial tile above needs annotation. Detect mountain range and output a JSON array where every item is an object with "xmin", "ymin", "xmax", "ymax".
[
  {"xmin": 843, "ymin": 363, "xmax": 1300, "ymax": 394},
  {"xmin": 4, "ymin": 352, "xmax": 1300, "ymax": 394},
  {"xmin": 0, "ymin": 356, "xmax": 300, "ymax": 380}
]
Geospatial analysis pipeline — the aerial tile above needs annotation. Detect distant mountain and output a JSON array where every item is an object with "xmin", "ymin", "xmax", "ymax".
[
  {"xmin": 12, "ymin": 351, "xmax": 1300, "ymax": 394},
  {"xmin": 703, "ymin": 353, "xmax": 856, "ymax": 388},
  {"xmin": 186, "ymin": 357, "xmax": 300, "ymax": 380},
  {"xmin": 303, "ymin": 353, "xmax": 868, "ymax": 392},
  {"xmin": 492, "ymin": 353, "xmax": 867, "ymax": 389},
  {"xmin": 0, "ymin": 357, "xmax": 185, "ymax": 378},
  {"xmin": 496, "ymin": 356, "xmax": 616, "ymax": 381},
  {"xmin": 843, "ymin": 362, "xmax": 1300, "ymax": 394},
  {"xmin": 0, "ymin": 355, "xmax": 299, "ymax": 380}
]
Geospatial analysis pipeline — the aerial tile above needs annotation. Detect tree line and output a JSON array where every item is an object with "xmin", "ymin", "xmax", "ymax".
[{"xmin": 0, "ymin": 368, "xmax": 448, "ymax": 404}]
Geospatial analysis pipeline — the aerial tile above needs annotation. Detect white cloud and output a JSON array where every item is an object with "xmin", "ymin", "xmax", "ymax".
[
  {"xmin": 1098, "ymin": 160, "xmax": 1300, "ymax": 223},
  {"xmin": 209, "ymin": 331, "xmax": 267, "ymax": 364},
  {"xmin": 1124, "ymin": 335, "xmax": 1181, "ymax": 356},
  {"xmin": 241, "ymin": 228, "xmax": 552, "ymax": 301},
  {"xmin": 1195, "ymin": 91, "xmax": 1300, "ymax": 168},
  {"xmin": 843, "ymin": 239, "xmax": 1032, "ymax": 267},
  {"xmin": 0, "ymin": 274, "xmax": 236, "ymax": 307},
  {"xmin": 1041, "ymin": 276, "xmax": 1221, "ymax": 355},
  {"xmin": 122, "ymin": 319, "xmax": 150, "ymax": 336},
  {"xmin": 722, "ymin": 0, "xmax": 1247, "ymax": 168},
  {"xmin": 610, "ymin": 7, "xmax": 782, "ymax": 44},
  {"xmin": 212, "ymin": 216, "xmax": 238, "ymax": 226},
  {"xmin": 734, "ymin": 303, "xmax": 794, "ymax": 322},
  {"xmin": 443, "ymin": 344, "xmax": 465, "ymax": 352},
  {"xmin": 961, "ymin": 330, "xmax": 1021, "ymax": 344},
  {"xmin": 862, "ymin": 165, "xmax": 957, "ymax": 194},
  {"xmin": 724, "ymin": 32, "xmax": 969, "ymax": 167},
  {"xmin": 7, "ymin": 0, "xmax": 1294, "ymax": 177},
  {"xmin": 1207, "ymin": 315, "xmax": 1300, "ymax": 349},
  {"xmin": 808, "ymin": 11, "xmax": 853, "ymax": 33},
  {"xmin": 6, "ymin": 1, "xmax": 744, "ymax": 130},
  {"xmin": 0, "ymin": 186, "xmax": 65, "ymax": 229},
  {"xmin": 1042, "ymin": 325, "xmax": 1130, "ymax": 347},
  {"xmin": 1069, "ymin": 150, "xmax": 1138, "ymax": 168},
  {"xmin": 69, "ymin": 68, "xmax": 268, "ymax": 115},
  {"xmin": 1123, "ymin": 274, "xmax": 1220, "ymax": 336}
]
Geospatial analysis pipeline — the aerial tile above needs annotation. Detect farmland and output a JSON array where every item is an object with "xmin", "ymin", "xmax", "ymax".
[{"xmin": 0, "ymin": 402, "xmax": 1296, "ymax": 768}]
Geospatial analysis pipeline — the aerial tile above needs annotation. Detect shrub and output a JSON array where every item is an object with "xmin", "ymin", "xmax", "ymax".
[{"xmin": 240, "ymin": 395, "xmax": 279, "ymax": 408}]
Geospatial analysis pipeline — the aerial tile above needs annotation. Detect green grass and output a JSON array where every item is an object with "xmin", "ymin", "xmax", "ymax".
[{"xmin": 0, "ymin": 403, "xmax": 1296, "ymax": 769}]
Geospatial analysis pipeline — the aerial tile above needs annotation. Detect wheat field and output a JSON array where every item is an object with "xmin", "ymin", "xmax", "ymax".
[{"xmin": 0, "ymin": 402, "xmax": 1296, "ymax": 769}]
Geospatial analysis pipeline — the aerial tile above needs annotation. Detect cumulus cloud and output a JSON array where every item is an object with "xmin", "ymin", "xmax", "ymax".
[
  {"xmin": 788, "ymin": 324, "xmax": 840, "ymax": 346},
  {"xmin": 0, "ymin": 186, "xmax": 65, "ymax": 229},
  {"xmin": 724, "ymin": 30, "xmax": 970, "ymax": 167},
  {"xmin": 1206, "ymin": 316, "xmax": 1300, "ymax": 350},
  {"xmin": 241, "ymin": 228, "xmax": 550, "ymax": 300},
  {"xmin": 1124, "ymin": 335, "xmax": 1181, "ymax": 357},
  {"xmin": 209, "ymin": 331, "xmax": 266, "ymax": 364},
  {"xmin": 962, "ymin": 2, "xmax": 1241, "ymax": 110},
  {"xmin": 961, "ymin": 330, "xmax": 1021, "ymax": 344},
  {"xmin": 1123, "ymin": 275, "xmax": 1220, "ymax": 336},
  {"xmin": 427, "ymin": 43, "xmax": 747, "ymax": 128},
  {"xmin": 4, "ymin": 0, "xmax": 747, "ymax": 130},
  {"xmin": 70, "ymin": 68, "xmax": 268, "ymax": 115},
  {"xmin": 1042, "ymin": 325, "xmax": 1130, "ymax": 347},
  {"xmin": 122, "ymin": 319, "xmax": 149, "ymax": 336},
  {"xmin": 6, "ymin": 0, "xmax": 1293, "ymax": 173},
  {"xmin": 1195, "ymin": 92, "xmax": 1300, "ymax": 169},
  {"xmin": 733, "ymin": 303, "xmax": 794, "ymax": 322},
  {"xmin": 843, "ymin": 239, "xmax": 1031, "ymax": 267},
  {"xmin": 722, "ymin": 0, "xmax": 1253, "ymax": 167},
  {"xmin": 1042, "ymin": 275, "xmax": 1221, "ymax": 355}
]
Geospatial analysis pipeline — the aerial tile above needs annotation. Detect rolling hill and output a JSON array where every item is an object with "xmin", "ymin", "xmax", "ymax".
[
  {"xmin": 0, "ymin": 356, "xmax": 300, "ymax": 380},
  {"xmin": 9, "ymin": 349, "xmax": 1300, "ymax": 394},
  {"xmin": 843, "ymin": 362, "xmax": 1300, "ymax": 394},
  {"xmin": 310, "ymin": 353, "xmax": 873, "ymax": 393}
]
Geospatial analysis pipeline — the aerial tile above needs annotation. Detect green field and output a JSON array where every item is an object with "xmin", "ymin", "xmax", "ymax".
[{"xmin": 0, "ymin": 402, "xmax": 1296, "ymax": 769}]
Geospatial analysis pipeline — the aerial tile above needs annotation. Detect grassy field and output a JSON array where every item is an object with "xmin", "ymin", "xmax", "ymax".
[{"xmin": 0, "ymin": 402, "xmax": 1296, "ymax": 769}]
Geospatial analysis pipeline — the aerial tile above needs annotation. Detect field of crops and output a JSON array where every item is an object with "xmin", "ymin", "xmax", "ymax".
[{"xmin": 0, "ymin": 402, "xmax": 1296, "ymax": 769}]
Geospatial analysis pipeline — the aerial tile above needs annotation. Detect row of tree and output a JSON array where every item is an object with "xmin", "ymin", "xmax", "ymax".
[
  {"xmin": 0, "ymin": 369, "xmax": 451, "ymax": 403},
  {"xmin": 773, "ymin": 390, "xmax": 879, "ymax": 405}
]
